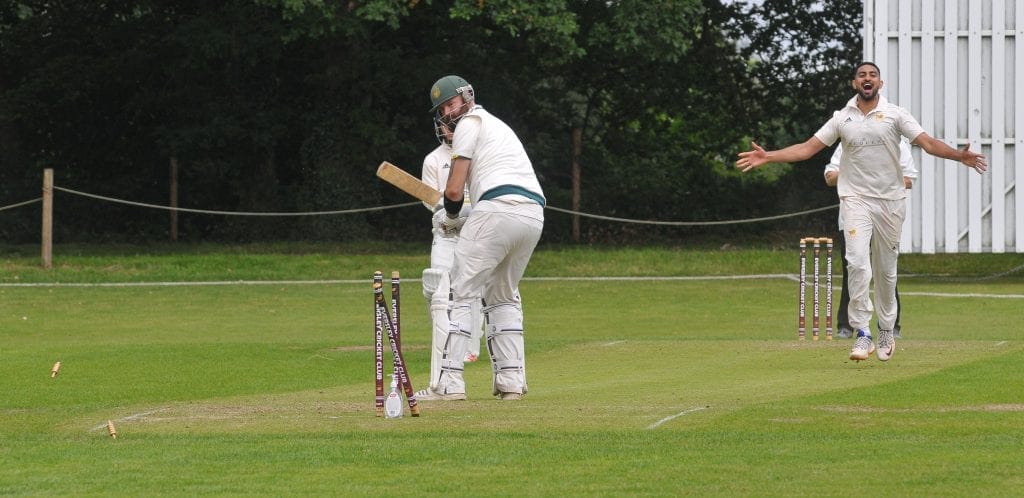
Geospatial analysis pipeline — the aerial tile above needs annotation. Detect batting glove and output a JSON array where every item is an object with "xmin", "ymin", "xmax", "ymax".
[{"xmin": 432, "ymin": 209, "xmax": 468, "ymax": 237}]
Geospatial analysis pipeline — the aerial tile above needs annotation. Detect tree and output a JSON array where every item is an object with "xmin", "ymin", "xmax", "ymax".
[
  {"xmin": 0, "ymin": 0, "xmax": 863, "ymax": 244},
  {"xmin": 725, "ymin": 0, "xmax": 863, "ymax": 232}
]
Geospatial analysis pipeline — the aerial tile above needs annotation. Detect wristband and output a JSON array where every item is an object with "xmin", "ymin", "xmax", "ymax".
[{"xmin": 444, "ymin": 194, "xmax": 464, "ymax": 217}]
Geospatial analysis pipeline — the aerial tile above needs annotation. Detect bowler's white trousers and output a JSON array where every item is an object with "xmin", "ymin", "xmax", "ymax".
[{"xmin": 840, "ymin": 196, "xmax": 905, "ymax": 332}]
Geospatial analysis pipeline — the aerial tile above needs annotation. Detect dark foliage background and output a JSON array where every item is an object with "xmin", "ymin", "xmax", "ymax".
[{"xmin": 0, "ymin": 0, "xmax": 862, "ymax": 245}]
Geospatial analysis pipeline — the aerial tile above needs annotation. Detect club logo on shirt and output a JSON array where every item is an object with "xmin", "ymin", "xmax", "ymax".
[
  {"xmin": 874, "ymin": 113, "xmax": 885, "ymax": 121},
  {"xmin": 848, "ymin": 228, "xmax": 857, "ymax": 238}
]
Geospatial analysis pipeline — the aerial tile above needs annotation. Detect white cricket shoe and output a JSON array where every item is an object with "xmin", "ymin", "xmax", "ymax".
[
  {"xmin": 499, "ymin": 392, "xmax": 523, "ymax": 401},
  {"xmin": 413, "ymin": 387, "xmax": 466, "ymax": 401},
  {"xmin": 876, "ymin": 329, "xmax": 896, "ymax": 361},
  {"xmin": 849, "ymin": 330, "xmax": 875, "ymax": 361}
]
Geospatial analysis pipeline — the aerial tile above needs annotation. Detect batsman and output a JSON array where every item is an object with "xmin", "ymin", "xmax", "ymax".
[{"xmin": 415, "ymin": 75, "xmax": 545, "ymax": 401}]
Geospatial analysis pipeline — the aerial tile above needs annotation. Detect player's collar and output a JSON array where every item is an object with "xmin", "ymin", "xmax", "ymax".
[{"xmin": 845, "ymin": 95, "xmax": 889, "ymax": 113}]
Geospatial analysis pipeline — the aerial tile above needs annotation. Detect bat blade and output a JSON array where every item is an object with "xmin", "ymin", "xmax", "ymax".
[{"xmin": 376, "ymin": 161, "xmax": 441, "ymax": 205}]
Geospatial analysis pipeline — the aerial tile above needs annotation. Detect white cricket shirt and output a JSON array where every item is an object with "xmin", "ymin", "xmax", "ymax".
[
  {"xmin": 421, "ymin": 143, "xmax": 451, "ymax": 211},
  {"xmin": 450, "ymin": 105, "xmax": 545, "ymax": 211},
  {"xmin": 814, "ymin": 96, "xmax": 925, "ymax": 200}
]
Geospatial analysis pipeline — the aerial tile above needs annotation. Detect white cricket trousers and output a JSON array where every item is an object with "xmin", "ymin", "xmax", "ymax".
[
  {"xmin": 840, "ymin": 196, "xmax": 905, "ymax": 332},
  {"xmin": 450, "ymin": 206, "xmax": 543, "ymax": 308}
]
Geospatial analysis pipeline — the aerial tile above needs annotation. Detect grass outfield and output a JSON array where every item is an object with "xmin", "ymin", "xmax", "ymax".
[{"xmin": 1, "ymin": 245, "xmax": 1022, "ymax": 496}]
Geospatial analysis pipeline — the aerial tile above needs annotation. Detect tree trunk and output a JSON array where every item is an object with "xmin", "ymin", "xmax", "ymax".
[
  {"xmin": 571, "ymin": 127, "xmax": 582, "ymax": 243},
  {"xmin": 169, "ymin": 157, "xmax": 179, "ymax": 241}
]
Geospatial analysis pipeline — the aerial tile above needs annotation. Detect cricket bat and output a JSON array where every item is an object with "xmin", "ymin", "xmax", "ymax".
[{"xmin": 376, "ymin": 161, "xmax": 441, "ymax": 205}]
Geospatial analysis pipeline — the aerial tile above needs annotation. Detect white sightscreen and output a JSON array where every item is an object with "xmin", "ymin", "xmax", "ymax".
[{"xmin": 864, "ymin": 0, "xmax": 1023, "ymax": 253}]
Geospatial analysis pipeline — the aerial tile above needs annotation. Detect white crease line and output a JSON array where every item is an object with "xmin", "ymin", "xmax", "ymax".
[
  {"xmin": 4, "ymin": 276, "xmax": 1023, "ymax": 300},
  {"xmin": 2, "ymin": 276, "xmax": 793, "ymax": 287},
  {"xmin": 900, "ymin": 292, "xmax": 1024, "ymax": 299},
  {"xmin": 531, "ymin": 275, "xmax": 792, "ymax": 281},
  {"xmin": 2, "ymin": 280, "xmax": 367, "ymax": 288},
  {"xmin": 602, "ymin": 340, "xmax": 626, "ymax": 346},
  {"xmin": 647, "ymin": 406, "xmax": 709, "ymax": 429},
  {"xmin": 89, "ymin": 408, "xmax": 169, "ymax": 431}
]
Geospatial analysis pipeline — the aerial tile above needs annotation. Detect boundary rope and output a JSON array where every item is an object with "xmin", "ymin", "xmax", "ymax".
[
  {"xmin": 544, "ymin": 204, "xmax": 839, "ymax": 226},
  {"xmin": 14, "ymin": 185, "xmax": 836, "ymax": 226},
  {"xmin": 0, "ymin": 197, "xmax": 41, "ymax": 212},
  {"xmin": 53, "ymin": 186, "xmax": 420, "ymax": 215}
]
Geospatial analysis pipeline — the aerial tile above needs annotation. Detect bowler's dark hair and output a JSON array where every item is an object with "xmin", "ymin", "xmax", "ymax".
[{"xmin": 853, "ymin": 61, "xmax": 881, "ymax": 78}]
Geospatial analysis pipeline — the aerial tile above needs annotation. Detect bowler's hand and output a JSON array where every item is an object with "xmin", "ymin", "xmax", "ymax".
[
  {"xmin": 961, "ymin": 144, "xmax": 987, "ymax": 174},
  {"xmin": 736, "ymin": 142, "xmax": 768, "ymax": 172}
]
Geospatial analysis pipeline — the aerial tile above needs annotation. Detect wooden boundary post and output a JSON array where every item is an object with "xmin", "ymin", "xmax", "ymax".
[{"xmin": 41, "ymin": 168, "xmax": 53, "ymax": 269}]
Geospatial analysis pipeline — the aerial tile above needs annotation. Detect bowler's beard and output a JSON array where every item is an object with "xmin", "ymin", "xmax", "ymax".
[{"xmin": 857, "ymin": 85, "xmax": 878, "ymax": 102}]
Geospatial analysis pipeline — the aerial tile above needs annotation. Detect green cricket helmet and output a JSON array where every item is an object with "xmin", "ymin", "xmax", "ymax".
[{"xmin": 429, "ymin": 75, "xmax": 474, "ymax": 113}]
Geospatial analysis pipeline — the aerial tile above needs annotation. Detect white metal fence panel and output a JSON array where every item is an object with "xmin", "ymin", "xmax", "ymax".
[{"xmin": 863, "ymin": 0, "xmax": 1023, "ymax": 253}]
